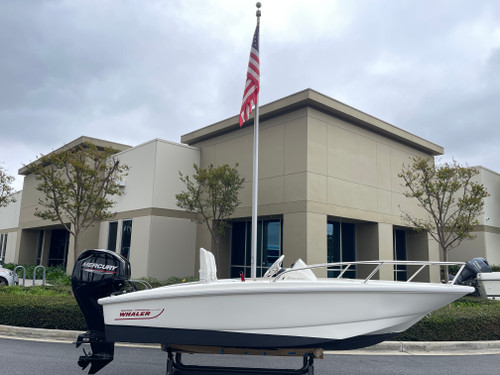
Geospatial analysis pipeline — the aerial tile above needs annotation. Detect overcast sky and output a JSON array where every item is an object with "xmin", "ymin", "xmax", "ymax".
[{"xmin": 1, "ymin": 0, "xmax": 499, "ymax": 190}]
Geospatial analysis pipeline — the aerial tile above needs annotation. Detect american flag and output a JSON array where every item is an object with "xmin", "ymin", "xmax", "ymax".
[{"xmin": 239, "ymin": 22, "xmax": 260, "ymax": 127}]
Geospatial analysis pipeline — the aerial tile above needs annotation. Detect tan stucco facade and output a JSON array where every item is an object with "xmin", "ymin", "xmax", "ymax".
[
  {"xmin": 1, "ymin": 89, "xmax": 465, "ymax": 282},
  {"xmin": 11, "ymin": 137, "xmax": 131, "ymax": 271},
  {"xmin": 182, "ymin": 89, "xmax": 443, "ymax": 280}
]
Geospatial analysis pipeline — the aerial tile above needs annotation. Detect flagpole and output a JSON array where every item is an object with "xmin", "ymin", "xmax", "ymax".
[{"xmin": 250, "ymin": 3, "xmax": 261, "ymax": 279}]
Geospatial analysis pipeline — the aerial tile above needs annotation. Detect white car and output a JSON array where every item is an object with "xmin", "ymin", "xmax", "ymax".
[{"xmin": 0, "ymin": 266, "xmax": 18, "ymax": 286}]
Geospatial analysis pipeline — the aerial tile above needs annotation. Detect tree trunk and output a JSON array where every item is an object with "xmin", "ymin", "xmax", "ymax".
[{"xmin": 73, "ymin": 232, "xmax": 79, "ymax": 264}]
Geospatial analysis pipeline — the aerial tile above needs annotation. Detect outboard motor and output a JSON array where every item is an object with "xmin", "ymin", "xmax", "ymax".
[
  {"xmin": 454, "ymin": 257, "xmax": 492, "ymax": 285},
  {"xmin": 72, "ymin": 249, "xmax": 131, "ymax": 374}
]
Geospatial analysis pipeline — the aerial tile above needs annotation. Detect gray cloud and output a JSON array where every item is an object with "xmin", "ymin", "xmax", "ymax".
[{"xmin": 1, "ymin": 0, "xmax": 499, "ymax": 190}]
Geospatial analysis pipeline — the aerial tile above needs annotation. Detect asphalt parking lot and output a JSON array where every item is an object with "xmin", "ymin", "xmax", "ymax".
[{"xmin": 3, "ymin": 324, "xmax": 500, "ymax": 375}]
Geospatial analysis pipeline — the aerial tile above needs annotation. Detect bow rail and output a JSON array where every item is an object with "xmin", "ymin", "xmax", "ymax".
[{"xmin": 273, "ymin": 260, "xmax": 467, "ymax": 284}]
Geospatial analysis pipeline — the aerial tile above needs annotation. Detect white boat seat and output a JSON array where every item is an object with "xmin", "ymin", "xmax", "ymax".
[
  {"xmin": 282, "ymin": 259, "xmax": 317, "ymax": 281},
  {"xmin": 199, "ymin": 248, "xmax": 218, "ymax": 282}
]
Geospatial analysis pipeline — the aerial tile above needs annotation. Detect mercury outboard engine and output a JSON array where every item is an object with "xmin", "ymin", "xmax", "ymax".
[
  {"xmin": 72, "ymin": 249, "xmax": 131, "ymax": 374},
  {"xmin": 454, "ymin": 257, "xmax": 492, "ymax": 285}
]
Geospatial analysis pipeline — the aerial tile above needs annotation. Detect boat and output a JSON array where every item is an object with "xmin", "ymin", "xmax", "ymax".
[
  {"xmin": 71, "ymin": 248, "xmax": 474, "ymax": 374},
  {"xmin": 476, "ymin": 272, "xmax": 500, "ymax": 300}
]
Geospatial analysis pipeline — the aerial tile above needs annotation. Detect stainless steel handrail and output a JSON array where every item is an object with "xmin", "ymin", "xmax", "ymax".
[{"xmin": 273, "ymin": 260, "xmax": 467, "ymax": 284}]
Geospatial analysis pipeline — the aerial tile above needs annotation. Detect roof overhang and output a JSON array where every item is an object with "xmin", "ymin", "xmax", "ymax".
[
  {"xmin": 19, "ymin": 136, "xmax": 132, "ymax": 176},
  {"xmin": 181, "ymin": 88, "xmax": 443, "ymax": 156}
]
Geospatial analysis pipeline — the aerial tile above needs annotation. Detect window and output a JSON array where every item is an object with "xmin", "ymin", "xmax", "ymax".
[
  {"xmin": 327, "ymin": 221, "xmax": 355, "ymax": 278},
  {"xmin": 120, "ymin": 220, "xmax": 133, "ymax": 260},
  {"xmin": 48, "ymin": 229, "xmax": 69, "ymax": 267},
  {"xmin": 393, "ymin": 229, "xmax": 407, "ymax": 281},
  {"xmin": 107, "ymin": 221, "xmax": 118, "ymax": 251},
  {"xmin": 230, "ymin": 218, "xmax": 282, "ymax": 278}
]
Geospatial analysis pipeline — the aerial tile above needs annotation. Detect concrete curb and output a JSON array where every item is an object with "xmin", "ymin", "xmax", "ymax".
[
  {"xmin": 336, "ymin": 340, "xmax": 500, "ymax": 355},
  {"xmin": 2, "ymin": 325, "xmax": 500, "ymax": 354},
  {"xmin": 0, "ymin": 324, "xmax": 82, "ymax": 342}
]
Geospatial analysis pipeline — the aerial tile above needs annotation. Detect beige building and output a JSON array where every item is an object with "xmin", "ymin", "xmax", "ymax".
[
  {"xmin": 0, "ymin": 191, "xmax": 22, "ymax": 264},
  {"xmin": 14, "ymin": 137, "xmax": 130, "ymax": 271},
  {"xmin": 5, "ymin": 137, "xmax": 200, "ymax": 280},
  {"xmin": 1, "ymin": 89, "xmax": 455, "ymax": 282},
  {"xmin": 182, "ymin": 89, "xmax": 443, "ymax": 281},
  {"xmin": 96, "ymin": 138, "xmax": 200, "ymax": 279}
]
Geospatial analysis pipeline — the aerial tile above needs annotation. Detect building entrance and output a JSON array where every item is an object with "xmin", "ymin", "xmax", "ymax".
[
  {"xmin": 48, "ymin": 229, "xmax": 69, "ymax": 267},
  {"xmin": 230, "ymin": 218, "xmax": 282, "ymax": 278}
]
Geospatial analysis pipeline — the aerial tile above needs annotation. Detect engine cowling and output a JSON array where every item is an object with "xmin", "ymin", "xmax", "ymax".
[
  {"xmin": 454, "ymin": 257, "xmax": 492, "ymax": 285},
  {"xmin": 71, "ymin": 249, "xmax": 131, "ymax": 374}
]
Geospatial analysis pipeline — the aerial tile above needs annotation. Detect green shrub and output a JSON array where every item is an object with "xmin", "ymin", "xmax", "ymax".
[
  {"xmin": 0, "ymin": 288, "xmax": 86, "ymax": 330},
  {"xmin": 45, "ymin": 267, "xmax": 71, "ymax": 285},
  {"xmin": 396, "ymin": 297, "xmax": 500, "ymax": 341},
  {"xmin": 0, "ymin": 285, "xmax": 72, "ymax": 296},
  {"xmin": 135, "ymin": 276, "xmax": 197, "ymax": 288}
]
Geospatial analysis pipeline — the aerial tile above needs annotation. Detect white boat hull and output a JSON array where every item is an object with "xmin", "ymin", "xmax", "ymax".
[
  {"xmin": 99, "ymin": 278, "xmax": 472, "ymax": 350},
  {"xmin": 71, "ymin": 249, "xmax": 475, "ymax": 373}
]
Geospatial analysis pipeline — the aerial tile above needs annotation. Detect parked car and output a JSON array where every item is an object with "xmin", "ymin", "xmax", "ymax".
[{"xmin": 0, "ymin": 265, "xmax": 18, "ymax": 286}]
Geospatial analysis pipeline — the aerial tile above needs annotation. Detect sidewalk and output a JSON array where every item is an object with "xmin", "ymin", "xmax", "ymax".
[{"xmin": 2, "ymin": 324, "xmax": 500, "ymax": 355}]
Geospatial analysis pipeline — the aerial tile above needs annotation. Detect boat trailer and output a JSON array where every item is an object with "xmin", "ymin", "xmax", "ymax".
[{"xmin": 163, "ymin": 345, "xmax": 322, "ymax": 375}]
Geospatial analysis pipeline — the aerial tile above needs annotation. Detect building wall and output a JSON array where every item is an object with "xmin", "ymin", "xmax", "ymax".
[
  {"xmin": 188, "ymin": 103, "xmax": 436, "ymax": 278},
  {"xmin": 18, "ymin": 173, "xmax": 48, "ymax": 229},
  {"xmin": 0, "ymin": 92, "xmax": 459, "ymax": 282},
  {"xmin": 111, "ymin": 138, "xmax": 201, "ymax": 212},
  {"xmin": 17, "ymin": 229, "xmax": 38, "ymax": 265},
  {"xmin": 148, "ymin": 216, "xmax": 197, "ymax": 279},
  {"xmin": 98, "ymin": 139, "xmax": 200, "ymax": 279},
  {"xmin": 0, "ymin": 191, "xmax": 22, "ymax": 263},
  {"xmin": 111, "ymin": 140, "xmax": 158, "ymax": 212},
  {"xmin": 479, "ymin": 167, "xmax": 500, "ymax": 265},
  {"xmin": 16, "ymin": 161, "xmax": 98, "ymax": 270}
]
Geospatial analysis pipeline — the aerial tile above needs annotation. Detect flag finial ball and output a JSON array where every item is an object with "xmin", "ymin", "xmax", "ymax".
[{"xmin": 256, "ymin": 2, "xmax": 261, "ymax": 8}]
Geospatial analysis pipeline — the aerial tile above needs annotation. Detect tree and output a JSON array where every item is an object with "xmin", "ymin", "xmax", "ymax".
[
  {"xmin": 176, "ymin": 163, "xmax": 245, "ymax": 259},
  {"xmin": 399, "ymin": 157, "xmax": 489, "ymax": 281},
  {"xmin": 26, "ymin": 142, "xmax": 129, "ymax": 263},
  {"xmin": 0, "ymin": 165, "xmax": 16, "ymax": 207}
]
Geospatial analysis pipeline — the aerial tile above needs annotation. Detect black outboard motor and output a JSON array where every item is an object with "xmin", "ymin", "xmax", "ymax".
[
  {"xmin": 454, "ymin": 257, "xmax": 492, "ymax": 285},
  {"xmin": 72, "ymin": 249, "xmax": 131, "ymax": 374}
]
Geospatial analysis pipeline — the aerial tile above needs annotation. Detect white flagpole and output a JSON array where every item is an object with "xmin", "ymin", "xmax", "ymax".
[{"xmin": 250, "ymin": 3, "xmax": 261, "ymax": 279}]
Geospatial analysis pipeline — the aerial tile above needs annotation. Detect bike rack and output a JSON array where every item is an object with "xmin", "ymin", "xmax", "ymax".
[
  {"xmin": 13, "ymin": 266, "xmax": 26, "ymax": 287},
  {"xmin": 129, "ymin": 279, "xmax": 153, "ymax": 290},
  {"xmin": 33, "ymin": 265, "xmax": 46, "ymax": 286}
]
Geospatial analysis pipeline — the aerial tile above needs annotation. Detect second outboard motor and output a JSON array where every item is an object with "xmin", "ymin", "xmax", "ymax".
[
  {"xmin": 455, "ymin": 257, "xmax": 492, "ymax": 285},
  {"xmin": 72, "ymin": 249, "xmax": 131, "ymax": 374}
]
